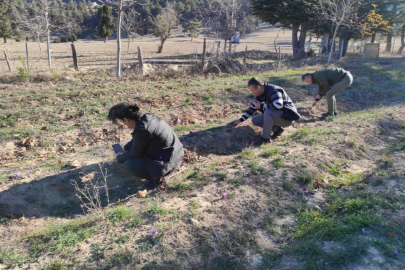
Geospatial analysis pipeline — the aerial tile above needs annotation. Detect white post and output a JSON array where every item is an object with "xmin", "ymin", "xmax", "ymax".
[
  {"xmin": 116, "ymin": 0, "xmax": 123, "ymax": 77},
  {"xmin": 45, "ymin": 9, "xmax": 52, "ymax": 70}
]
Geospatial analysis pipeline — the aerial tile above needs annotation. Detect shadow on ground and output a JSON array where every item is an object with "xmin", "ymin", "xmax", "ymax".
[
  {"xmin": 0, "ymin": 162, "xmax": 146, "ymax": 219},
  {"xmin": 0, "ymin": 125, "xmax": 258, "ymax": 219},
  {"xmin": 180, "ymin": 125, "xmax": 257, "ymax": 156}
]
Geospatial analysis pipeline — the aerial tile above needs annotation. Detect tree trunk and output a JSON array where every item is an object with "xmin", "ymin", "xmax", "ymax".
[
  {"xmin": 297, "ymin": 21, "xmax": 308, "ymax": 59},
  {"xmin": 25, "ymin": 42, "xmax": 30, "ymax": 75},
  {"xmin": 327, "ymin": 24, "xmax": 339, "ymax": 66},
  {"xmin": 37, "ymin": 33, "xmax": 42, "ymax": 51},
  {"xmin": 385, "ymin": 32, "xmax": 392, "ymax": 52},
  {"xmin": 104, "ymin": 38, "xmax": 107, "ymax": 43},
  {"xmin": 291, "ymin": 22, "xmax": 300, "ymax": 60},
  {"xmin": 371, "ymin": 33, "xmax": 376, "ymax": 43},
  {"xmin": 46, "ymin": 30, "xmax": 52, "ymax": 70},
  {"xmin": 340, "ymin": 31, "xmax": 351, "ymax": 57},
  {"xmin": 321, "ymin": 33, "xmax": 330, "ymax": 54},
  {"xmin": 397, "ymin": 25, "xmax": 405, "ymax": 54},
  {"xmin": 3, "ymin": 37, "xmax": 7, "ymax": 43},
  {"xmin": 116, "ymin": 0, "xmax": 122, "ymax": 77},
  {"xmin": 158, "ymin": 37, "xmax": 166, "ymax": 53},
  {"xmin": 339, "ymin": 38, "xmax": 343, "ymax": 60},
  {"xmin": 127, "ymin": 32, "xmax": 130, "ymax": 54}
]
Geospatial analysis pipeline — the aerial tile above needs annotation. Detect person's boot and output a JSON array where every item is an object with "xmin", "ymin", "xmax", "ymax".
[
  {"xmin": 155, "ymin": 177, "xmax": 167, "ymax": 192},
  {"xmin": 251, "ymin": 136, "xmax": 271, "ymax": 146},
  {"xmin": 320, "ymin": 113, "xmax": 335, "ymax": 120},
  {"xmin": 271, "ymin": 127, "xmax": 284, "ymax": 140}
]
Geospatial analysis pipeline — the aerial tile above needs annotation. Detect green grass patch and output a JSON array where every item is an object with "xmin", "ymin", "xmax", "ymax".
[
  {"xmin": 390, "ymin": 137, "xmax": 405, "ymax": 152},
  {"xmin": 259, "ymin": 147, "xmax": 281, "ymax": 158},
  {"xmin": 107, "ymin": 205, "xmax": 134, "ymax": 224},
  {"xmin": 296, "ymin": 170, "xmax": 313, "ymax": 186},
  {"xmin": 236, "ymin": 148, "xmax": 255, "ymax": 160},
  {"xmin": 41, "ymin": 259, "xmax": 68, "ymax": 270},
  {"xmin": 272, "ymin": 158, "xmax": 284, "ymax": 168},
  {"xmin": 0, "ymin": 249, "xmax": 29, "ymax": 267},
  {"xmin": 146, "ymin": 202, "xmax": 167, "ymax": 217},
  {"xmin": 249, "ymin": 160, "xmax": 267, "ymax": 174},
  {"xmin": 182, "ymin": 97, "xmax": 193, "ymax": 106},
  {"xmin": 25, "ymin": 218, "xmax": 96, "ymax": 259}
]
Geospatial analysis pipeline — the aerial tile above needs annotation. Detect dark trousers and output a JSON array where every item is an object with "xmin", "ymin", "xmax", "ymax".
[
  {"xmin": 124, "ymin": 157, "xmax": 154, "ymax": 181},
  {"xmin": 124, "ymin": 157, "xmax": 178, "ymax": 185}
]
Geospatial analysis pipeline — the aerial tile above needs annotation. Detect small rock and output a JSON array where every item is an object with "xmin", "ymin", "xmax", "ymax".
[
  {"xmin": 189, "ymin": 218, "xmax": 200, "ymax": 226},
  {"xmin": 70, "ymin": 160, "xmax": 81, "ymax": 168}
]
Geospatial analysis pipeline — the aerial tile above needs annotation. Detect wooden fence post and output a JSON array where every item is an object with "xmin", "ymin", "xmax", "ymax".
[
  {"xmin": 201, "ymin": 38, "xmax": 206, "ymax": 72},
  {"xmin": 71, "ymin": 43, "xmax": 79, "ymax": 71},
  {"xmin": 277, "ymin": 46, "xmax": 281, "ymax": 71},
  {"xmin": 137, "ymin": 46, "xmax": 143, "ymax": 72},
  {"xmin": 243, "ymin": 46, "xmax": 247, "ymax": 73},
  {"xmin": 25, "ymin": 42, "xmax": 30, "ymax": 75},
  {"xmin": 4, "ymin": 51, "xmax": 11, "ymax": 72}
]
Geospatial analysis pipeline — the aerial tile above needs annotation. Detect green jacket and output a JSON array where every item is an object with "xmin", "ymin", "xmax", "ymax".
[{"xmin": 311, "ymin": 68, "xmax": 348, "ymax": 96}]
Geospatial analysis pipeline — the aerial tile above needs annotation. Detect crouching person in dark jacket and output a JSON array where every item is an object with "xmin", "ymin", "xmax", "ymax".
[
  {"xmin": 108, "ymin": 103, "xmax": 184, "ymax": 191},
  {"xmin": 233, "ymin": 77, "xmax": 301, "ymax": 146}
]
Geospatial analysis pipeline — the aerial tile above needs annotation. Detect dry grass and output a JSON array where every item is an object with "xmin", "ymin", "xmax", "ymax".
[{"xmin": 0, "ymin": 48, "xmax": 404, "ymax": 269}]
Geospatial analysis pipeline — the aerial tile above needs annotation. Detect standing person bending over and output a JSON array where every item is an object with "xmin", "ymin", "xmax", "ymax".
[
  {"xmin": 233, "ymin": 77, "xmax": 301, "ymax": 146},
  {"xmin": 302, "ymin": 68, "xmax": 353, "ymax": 119},
  {"xmin": 108, "ymin": 103, "xmax": 184, "ymax": 191}
]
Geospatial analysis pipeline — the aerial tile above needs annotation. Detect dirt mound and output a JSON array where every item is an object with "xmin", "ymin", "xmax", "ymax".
[{"xmin": 180, "ymin": 124, "xmax": 258, "ymax": 156}]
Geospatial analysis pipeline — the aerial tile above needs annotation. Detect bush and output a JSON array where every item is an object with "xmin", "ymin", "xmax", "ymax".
[
  {"xmin": 60, "ymin": 36, "xmax": 68, "ymax": 43},
  {"xmin": 17, "ymin": 56, "xmax": 29, "ymax": 82}
]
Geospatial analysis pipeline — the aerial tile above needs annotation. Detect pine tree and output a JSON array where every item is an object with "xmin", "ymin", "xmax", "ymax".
[
  {"xmin": 182, "ymin": 19, "xmax": 201, "ymax": 40},
  {"xmin": 97, "ymin": 5, "xmax": 114, "ymax": 42},
  {"xmin": 0, "ymin": 1, "xmax": 12, "ymax": 43}
]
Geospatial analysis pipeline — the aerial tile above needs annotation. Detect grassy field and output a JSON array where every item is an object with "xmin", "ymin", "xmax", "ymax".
[
  {"xmin": 0, "ymin": 24, "xmax": 400, "ymax": 76},
  {"xmin": 0, "ymin": 54, "xmax": 404, "ymax": 269}
]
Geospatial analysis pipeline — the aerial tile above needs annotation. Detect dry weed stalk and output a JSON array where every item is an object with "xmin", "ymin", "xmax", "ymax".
[{"xmin": 72, "ymin": 163, "xmax": 110, "ymax": 218}]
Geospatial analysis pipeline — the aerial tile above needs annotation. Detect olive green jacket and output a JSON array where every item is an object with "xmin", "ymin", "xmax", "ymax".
[{"xmin": 311, "ymin": 68, "xmax": 348, "ymax": 96}]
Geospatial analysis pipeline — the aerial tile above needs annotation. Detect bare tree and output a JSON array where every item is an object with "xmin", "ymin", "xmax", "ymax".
[
  {"xmin": 97, "ymin": 0, "xmax": 146, "ymax": 77},
  {"xmin": 152, "ymin": 4, "xmax": 179, "ymax": 53},
  {"xmin": 17, "ymin": 0, "xmax": 56, "ymax": 70},
  {"xmin": 13, "ymin": 0, "xmax": 47, "ymax": 52},
  {"xmin": 121, "ymin": 7, "xmax": 144, "ymax": 53},
  {"xmin": 317, "ymin": 0, "xmax": 360, "ymax": 65},
  {"xmin": 197, "ymin": 0, "xmax": 242, "ymax": 53}
]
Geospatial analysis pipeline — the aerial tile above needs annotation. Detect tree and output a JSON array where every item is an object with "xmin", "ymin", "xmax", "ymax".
[
  {"xmin": 97, "ymin": 0, "xmax": 146, "ymax": 77},
  {"xmin": 251, "ymin": 0, "xmax": 318, "ymax": 60},
  {"xmin": 13, "ymin": 0, "xmax": 43, "ymax": 50},
  {"xmin": 13, "ymin": 0, "xmax": 57, "ymax": 70},
  {"xmin": 152, "ymin": 4, "xmax": 179, "ymax": 53},
  {"xmin": 97, "ymin": 5, "xmax": 114, "ymax": 42},
  {"xmin": 182, "ymin": 19, "xmax": 201, "ymax": 40},
  {"xmin": 0, "ymin": 1, "xmax": 12, "ymax": 43},
  {"xmin": 317, "ymin": 0, "xmax": 361, "ymax": 65},
  {"xmin": 398, "ymin": 24, "xmax": 405, "ymax": 54},
  {"xmin": 0, "ymin": 15, "xmax": 12, "ymax": 43},
  {"xmin": 64, "ymin": 0, "xmax": 84, "ymax": 42},
  {"xmin": 121, "ymin": 7, "xmax": 144, "ymax": 53},
  {"xmin": 198, "ymin": 0, "xmax": 244, "ymax": 53}
]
